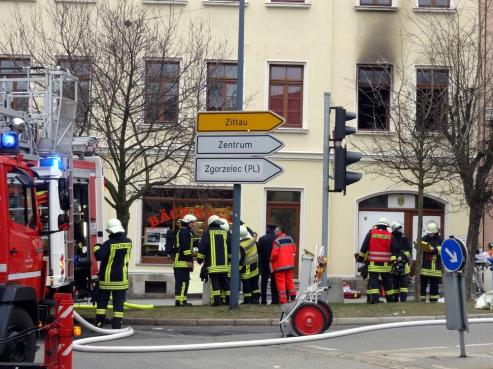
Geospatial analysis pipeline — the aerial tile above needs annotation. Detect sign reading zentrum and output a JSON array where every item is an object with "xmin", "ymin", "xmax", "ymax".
[{"xmin": 195, "ymin": 110, "xmax": 284, "ymax": 184}]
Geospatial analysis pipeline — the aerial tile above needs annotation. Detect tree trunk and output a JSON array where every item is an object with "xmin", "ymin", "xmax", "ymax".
[
  {"xmin": 414, "ymin": 184, "xmax": 425, "ymax": 302},
  {"xmin": 465, "ymin": 205, "xmax": 483, "ymax": 300}
]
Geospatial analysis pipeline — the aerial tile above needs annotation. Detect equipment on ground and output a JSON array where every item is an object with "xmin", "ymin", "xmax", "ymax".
[{"xmin": 0, "ymin": 66, "xmax": 105, "ymax": 368}]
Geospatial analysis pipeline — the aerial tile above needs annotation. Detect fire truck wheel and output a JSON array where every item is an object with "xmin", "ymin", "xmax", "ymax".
[
  {"xmin": 317, "ymin": 300, "xmax": 334, "ymax": 332},
  {"xmin": 0, "ymin": 308, "xmax": 36, "ymax": 362},
  {"xmin": 292, "ymin": 302, "xmax": 326, "ymax": 336}
]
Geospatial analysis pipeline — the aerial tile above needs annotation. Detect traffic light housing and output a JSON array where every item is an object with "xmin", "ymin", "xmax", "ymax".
[{"xmin": 332, "ymin": 107, "xmax": 362, "ymax": 194}]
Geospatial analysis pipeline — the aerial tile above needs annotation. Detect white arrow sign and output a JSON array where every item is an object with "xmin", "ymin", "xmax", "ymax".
[
  {"xmin": 445, "ymin": 248, "xmax": 458, "ymax": 263},
  {"xmin": 195, "ymin": 157, "xmax": 283, "ymax": 183},
  {"xmin": 196, "ymin": 134, "xmax": 284, "ymax": 156}
]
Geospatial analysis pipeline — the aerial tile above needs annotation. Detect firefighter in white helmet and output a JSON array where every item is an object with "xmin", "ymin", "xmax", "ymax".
[
  {"xmin": 389, "ymin": 221, "xmax": 412, "ymax": 302},
  {"xmin": 239, "ymin": 225, "xmax": 260, "ymax": 304},
  {"xmin": 357, "ymin": 217, "xmax": 394, "ymax": 304},
  {"xmin": 173, "ymin": 214, "xmax": 197, "ymax": 306},
  {"xmin": 419, "ymin": 222, "xmax": 443, "ymax": 302}
]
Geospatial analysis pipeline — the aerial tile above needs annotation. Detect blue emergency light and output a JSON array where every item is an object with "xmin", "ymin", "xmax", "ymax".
[
  {"xmin": 0, "ymin": 132, "xmax": 19, "ymax": 153},
  {"xmin": 40, "ymin": 156, "xmax": 62, "ymax": 169}
]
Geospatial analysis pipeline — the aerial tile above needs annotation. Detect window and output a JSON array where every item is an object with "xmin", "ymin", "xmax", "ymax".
[
  {"xmin": 269, "ymin": 64, "xmax": 304, "ymax": 128},
  {"xmin": 58, "ymin": 57, "xmax": 91, "ymax": 127},
  {"xmin": 8, "ymin": 171, "xmax": 36, "ymax": 229},
  {"xmin": 207, "ymin": 62, "xmax": 237, "ymax": 111},
  {"xmin": 416, "ymin": 68, "xmax": 449, "ymax": 131},
  {"xmin": 144, "ymin": 60, "xmax": 179, "ymax": 123},
  {"xmin": 418, "ymin": 0, "xmax": 450, "ymax": 7},
  {"xmin": 357, "ymin": 65, "xmax": 392, "ymax": 130},
  {"xmin": 360, "ymin": 0, "xmax": 392, "ymax": 5},
  {"xmin": 0, "ymin": 57, "xmax": 30, "ymax": 111}
]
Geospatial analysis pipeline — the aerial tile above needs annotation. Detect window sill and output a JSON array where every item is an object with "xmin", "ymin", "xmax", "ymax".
[
  {"xmin": 203, "ymin": 0, "xmax": 248, "ymax": 6},
  {"xmin": 265, "ymin": 2, "xmax": 311, "ymax": 9},
  {"xmin": 354, "ymin": 6, "xmax": 398, "ymax": 12},
  {"xmin": 277, "ymin": 127, "xmax": 309, "ymax": 133},
  {"xmin": 354, "ymin": 130, "xmax": 394, "ymax": 137},
  {"xmin": 142, "ymin": 0, "xmax": 187, "ymax": 5},
  {"xmin": 413, "ymin": 7, "xmax": 456, "ymax": 13}
]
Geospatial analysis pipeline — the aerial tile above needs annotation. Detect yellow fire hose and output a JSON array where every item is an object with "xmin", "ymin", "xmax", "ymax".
[{"xmin": 74, "ymin": 301, "xmax": 154, "ymax": 310}]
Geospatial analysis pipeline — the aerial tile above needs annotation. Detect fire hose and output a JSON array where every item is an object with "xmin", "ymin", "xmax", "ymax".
[{"xmin": 72, "ymin": 313, "xmax": 493, "ymax": 353}]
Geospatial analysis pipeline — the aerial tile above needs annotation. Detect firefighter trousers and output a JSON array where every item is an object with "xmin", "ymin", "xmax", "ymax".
[
  {"xmin": 241, "ymin": 275, "xmax": 260, "ymax": 304},
  {"xmin": 367, "ymin": 272, "xmax": 393, "ymax": 304},
  {"xmin": 420, "ymin": 275, "xmax": 441, "ymax": 302},
  {"xmin": 96, "ymin": 289, "xmax": 126, "ymax": 329},
  {"xmin": 174, "ymin": 268, "xmax": 191, "ymax": 306},
  {"xmin": 209, "ymin": 273, "xmax": 230, "ymax": 306},
  {"xmin": 260, "ymin": 270, "xmax": 279, "ymax": 304},
  {"xmin": 391, "ymin": 273, "xmax": 409, "ymax": 302},
  {"xmin": 274, "ymin": 270, "xmax": 296, "ymax": 304}
]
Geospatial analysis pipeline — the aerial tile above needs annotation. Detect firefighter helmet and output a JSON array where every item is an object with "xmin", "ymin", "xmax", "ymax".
[
  {"xmin": 219, "ymin": 218, "xmax": 229, "ymax": 232},
  {"xmin": 106, "ymin": 218, "xmax": 125, "ymax": 234},
  {"xmin": 208, "ymin": 215, "xmax": 221, "ymax": 225},
  {"xmin": 426, "ymin": 222, "xmax": 438, "ymax": 234},
  {"xmin": 391, "ymin": 221, "xmax": 403, "ymax": 232},
  {"xmin": 240, "ymin": 225, "xmax": 250, "ymax": 239},
  {"xmin": 376, "ymin": 217, "xmax": 390, "ymax": 227},
  {"xmin": 180, "ymin": 214, "xmax": 197, "ymax": 224}
]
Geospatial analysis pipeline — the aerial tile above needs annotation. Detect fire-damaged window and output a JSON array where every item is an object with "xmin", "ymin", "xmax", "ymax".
[
  {"xmin": 416, "ymin": 68, "xmax": 449, "ymax": 131},
  {"xmin": 0, "ymin": 57, "xmax": 30, "ymax": 111},
  {"xmin": 207, "ymin": 62, "xmax": 238, "ymax": 111},
  {"xmin": 357, "ymin": 65, "xmax": 392, "ymax": 130}
]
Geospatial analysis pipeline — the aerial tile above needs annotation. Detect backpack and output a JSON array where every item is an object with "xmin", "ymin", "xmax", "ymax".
[{"xmin": 164, "ymin": 229, "xmax": 177, "ymax": 256}]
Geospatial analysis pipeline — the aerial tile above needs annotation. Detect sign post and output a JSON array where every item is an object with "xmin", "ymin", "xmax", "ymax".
[{"xmin": 441, "ymin": 237, "xmax": 468, "ymax": 357}]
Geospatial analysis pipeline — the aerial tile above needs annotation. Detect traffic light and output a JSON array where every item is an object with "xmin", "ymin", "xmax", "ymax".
[{"xmin": 332, "ymin": 107, "xmax": 362, "ymax": 194}]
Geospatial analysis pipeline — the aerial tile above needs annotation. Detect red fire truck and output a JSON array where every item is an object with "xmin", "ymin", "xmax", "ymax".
[{"xmin": 0, "ymin": 67, "xmax": 104, "ymax": 365}]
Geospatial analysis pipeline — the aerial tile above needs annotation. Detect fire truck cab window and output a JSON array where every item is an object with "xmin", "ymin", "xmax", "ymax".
[{"xmin": 8, "ymin": 172, "xmax": 36, "ymax": 229}]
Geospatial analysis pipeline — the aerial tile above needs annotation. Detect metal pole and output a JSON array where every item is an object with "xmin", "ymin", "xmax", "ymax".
[
  {"xmin": 230, "ymin": 0, "xmax": 245, "ymax": 309},
  {"xmin": 457, "ymin": 272, "xmax": 467, "ymax": 357},
  {"xmin": 321, "ymin": 92, "xmax": 331, "ymax": 286}
]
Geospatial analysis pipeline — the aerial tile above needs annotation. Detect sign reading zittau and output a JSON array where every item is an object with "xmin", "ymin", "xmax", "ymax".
[{"xmin": 196, "ymin": 111, "xmax": 284, "ymax": 132}]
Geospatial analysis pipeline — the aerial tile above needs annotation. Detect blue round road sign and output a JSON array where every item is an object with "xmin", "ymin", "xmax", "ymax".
[{"xmin": 440, "ymin": 238, "xmax": 467, "ymax": 272}]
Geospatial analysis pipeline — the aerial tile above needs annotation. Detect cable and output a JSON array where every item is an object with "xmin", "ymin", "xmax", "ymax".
[{"xmin": 72, "ymin": 313, "xmax": 493, "ymax": 353}]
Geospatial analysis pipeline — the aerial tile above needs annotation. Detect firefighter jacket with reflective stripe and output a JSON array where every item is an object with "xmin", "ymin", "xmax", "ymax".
[
  {"xmin": 270, "ymin": 233, "xmax": 296, "ymax": 272},
  {"xmin": 359, "ymin": 228, "xmax": 392, "ymax": 273},
  {"xmin": 197, "ymin": 224, "xmax": 231, "ymax": 274},
  {"xmin": 94, "ymin": 233, "xmax": 132, "ymax": 290},
  {"xmin": 173, "ymin": 226, "xmax": 194, "ymax": 269},
  {"xmin": 390, "ymin": 232, "xmax": 412, "ymax": 274},
  {"xmin": 420, "ymin": 233, "xmax": 443, "ymax": 277},
  {"xmin": 240, "ymin": 237, "xmax": 259, "ymax": 279}
]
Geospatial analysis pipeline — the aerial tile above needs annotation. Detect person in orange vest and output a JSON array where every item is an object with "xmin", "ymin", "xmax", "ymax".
[
  {"xmin": 270, "ymin": 226, "xmax": 297, "ymax": 304},
  {"xmin": 357, "ymin": 218, "xmax": 394, "ymax": 304}
]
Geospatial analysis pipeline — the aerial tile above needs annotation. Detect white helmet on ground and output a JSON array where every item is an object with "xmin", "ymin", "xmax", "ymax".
[
  {"xmin": 239, "ymin": 225, "xmax": 250, "ymax": 239},
  {"xmin": 208, "ymin": 215, "xmax": 221, "ymax": 226},
  {"xmin": 426, "ymin": 222, "xmax": 438, "ymax": 234},
  {"xmin": 376, "ymin": 217, "xmax": 390, "ymax": 227},
  {"xmin": 219, "ymin": 218, "xmax": 229, "ymax": 232},
  {"xmin": 106, "ymin": 218, "xmax": 125, "ymax": 234},
  {"xmin": 180, "ymin": 214, "xmax": 197, "ymax": 224}
]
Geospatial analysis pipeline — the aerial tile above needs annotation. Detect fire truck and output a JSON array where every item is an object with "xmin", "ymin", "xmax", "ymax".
[{"xmin": 0, "ymin": 66, "xmax": 104, "ymax": 365}]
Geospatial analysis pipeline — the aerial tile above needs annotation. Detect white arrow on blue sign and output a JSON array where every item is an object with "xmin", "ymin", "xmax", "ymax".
[
  {"xmin": 441, "ymin": 238, "xmax": 467, "ymax": 272},
  {"xmin": 196, "ymin": 134, "xmax": 284, "ymax": 156},
  {"xmin": 195, "ymin": 157, "xmax": 283, "ymax": 184}
]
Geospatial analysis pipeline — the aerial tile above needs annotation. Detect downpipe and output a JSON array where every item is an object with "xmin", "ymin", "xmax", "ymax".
[{"xmin": 73, "ymin": 312, "xmax": 493, "ymax": 353}]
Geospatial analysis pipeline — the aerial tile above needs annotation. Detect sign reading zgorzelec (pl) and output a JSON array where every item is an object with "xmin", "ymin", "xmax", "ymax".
[
  {"xmin": 196, "ymin": 134, "xmax": 284, "ymax": 156},
  {"xmin": 195, "ymin": 157, "xmax": 283, "ymax": 183},
  {"xmin": 441, "ymin": 238, "xmax": 467, "ymax": 272},
  {"xmin": 196, "ymin": 111, "xmax": 284, "ymax": 132}
]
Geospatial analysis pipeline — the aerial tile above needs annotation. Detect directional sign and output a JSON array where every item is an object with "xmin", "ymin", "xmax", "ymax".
[
  {"xmin": 441, "ymin": 238, "xmax": 467, "ymax": 272},
  {"xmin": 196, "ymin": 111, "xmax": 284, "ymax": 132},
  {"xmin": 196, "ymin": 134, "xmax": 284, "ymax": 156},
  {"xmin": 195, "ymin": 157, "xmax": 283, "ymax": 183}
]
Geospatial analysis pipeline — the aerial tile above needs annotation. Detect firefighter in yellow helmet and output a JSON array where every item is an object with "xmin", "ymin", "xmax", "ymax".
[
  {"xmin": 420, "ymin": 222, "xmax": 443, "ymax": 302},
  {"xmin": 94, "ymin": 218, "xmax": 132, "ymax": 329}
]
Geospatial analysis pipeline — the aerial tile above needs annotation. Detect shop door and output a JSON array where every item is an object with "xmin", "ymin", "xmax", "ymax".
[{"xmin": 266, "ymin": 203, "xmax": 300, "ymax": 277}]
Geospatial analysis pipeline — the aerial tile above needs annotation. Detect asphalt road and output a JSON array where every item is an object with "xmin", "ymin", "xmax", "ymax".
[{"xmin": 66, "ymin": 323, "xmax": 493, "ymax": 369}]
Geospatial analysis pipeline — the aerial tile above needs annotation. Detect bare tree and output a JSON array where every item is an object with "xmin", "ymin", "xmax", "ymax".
[
  {"xmin": 1, "ymin": 0, "xmax": 229, "ymax": 229},
  {"xmin": 353, "ymin": 62, "xmax": 455, "ymax": 301}
]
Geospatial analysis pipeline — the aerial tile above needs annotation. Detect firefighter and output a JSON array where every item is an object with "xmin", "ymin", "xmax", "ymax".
[
  {"xmin": 239, "ymin": 225, "xmax": 260, "ymax": 304},
  {"xmin": 271, "ymin": 226, "xmax": 297, "ymax": 304},
  {"xmin": 197, "ymin": 215, "xmax": 231, "ymax": 306},
  {"xmin": 94, "ymin": 218, "xmax": 132, "ymax": 329},
  {"xmin": 258, "ymin": 224, "xmax": 279, "ymax": 304},
  {"xmin": 173, "ymin": 214, "xmax": 197, "ymax": 306},
  {"xmin": 358, "ymin": 218, "xmax": 394, "ymax": 304},
  {"xmin": 420, "ymin": 222, "xmax": 443, "ymax": 303},
  {"xmin": 390, "ymin": 221, "xmax": 412, "ymax": 302}
]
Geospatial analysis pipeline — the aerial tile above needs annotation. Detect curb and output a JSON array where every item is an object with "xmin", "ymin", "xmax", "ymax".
[{"xmin": 122, "ymin": 313, "xmax": 493, "ymax": 327}]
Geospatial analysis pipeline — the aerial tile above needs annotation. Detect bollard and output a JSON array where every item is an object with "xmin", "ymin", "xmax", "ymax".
[{"xmin": 54, "ymin": 293, "xmax": 74, "ymax": 369}]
